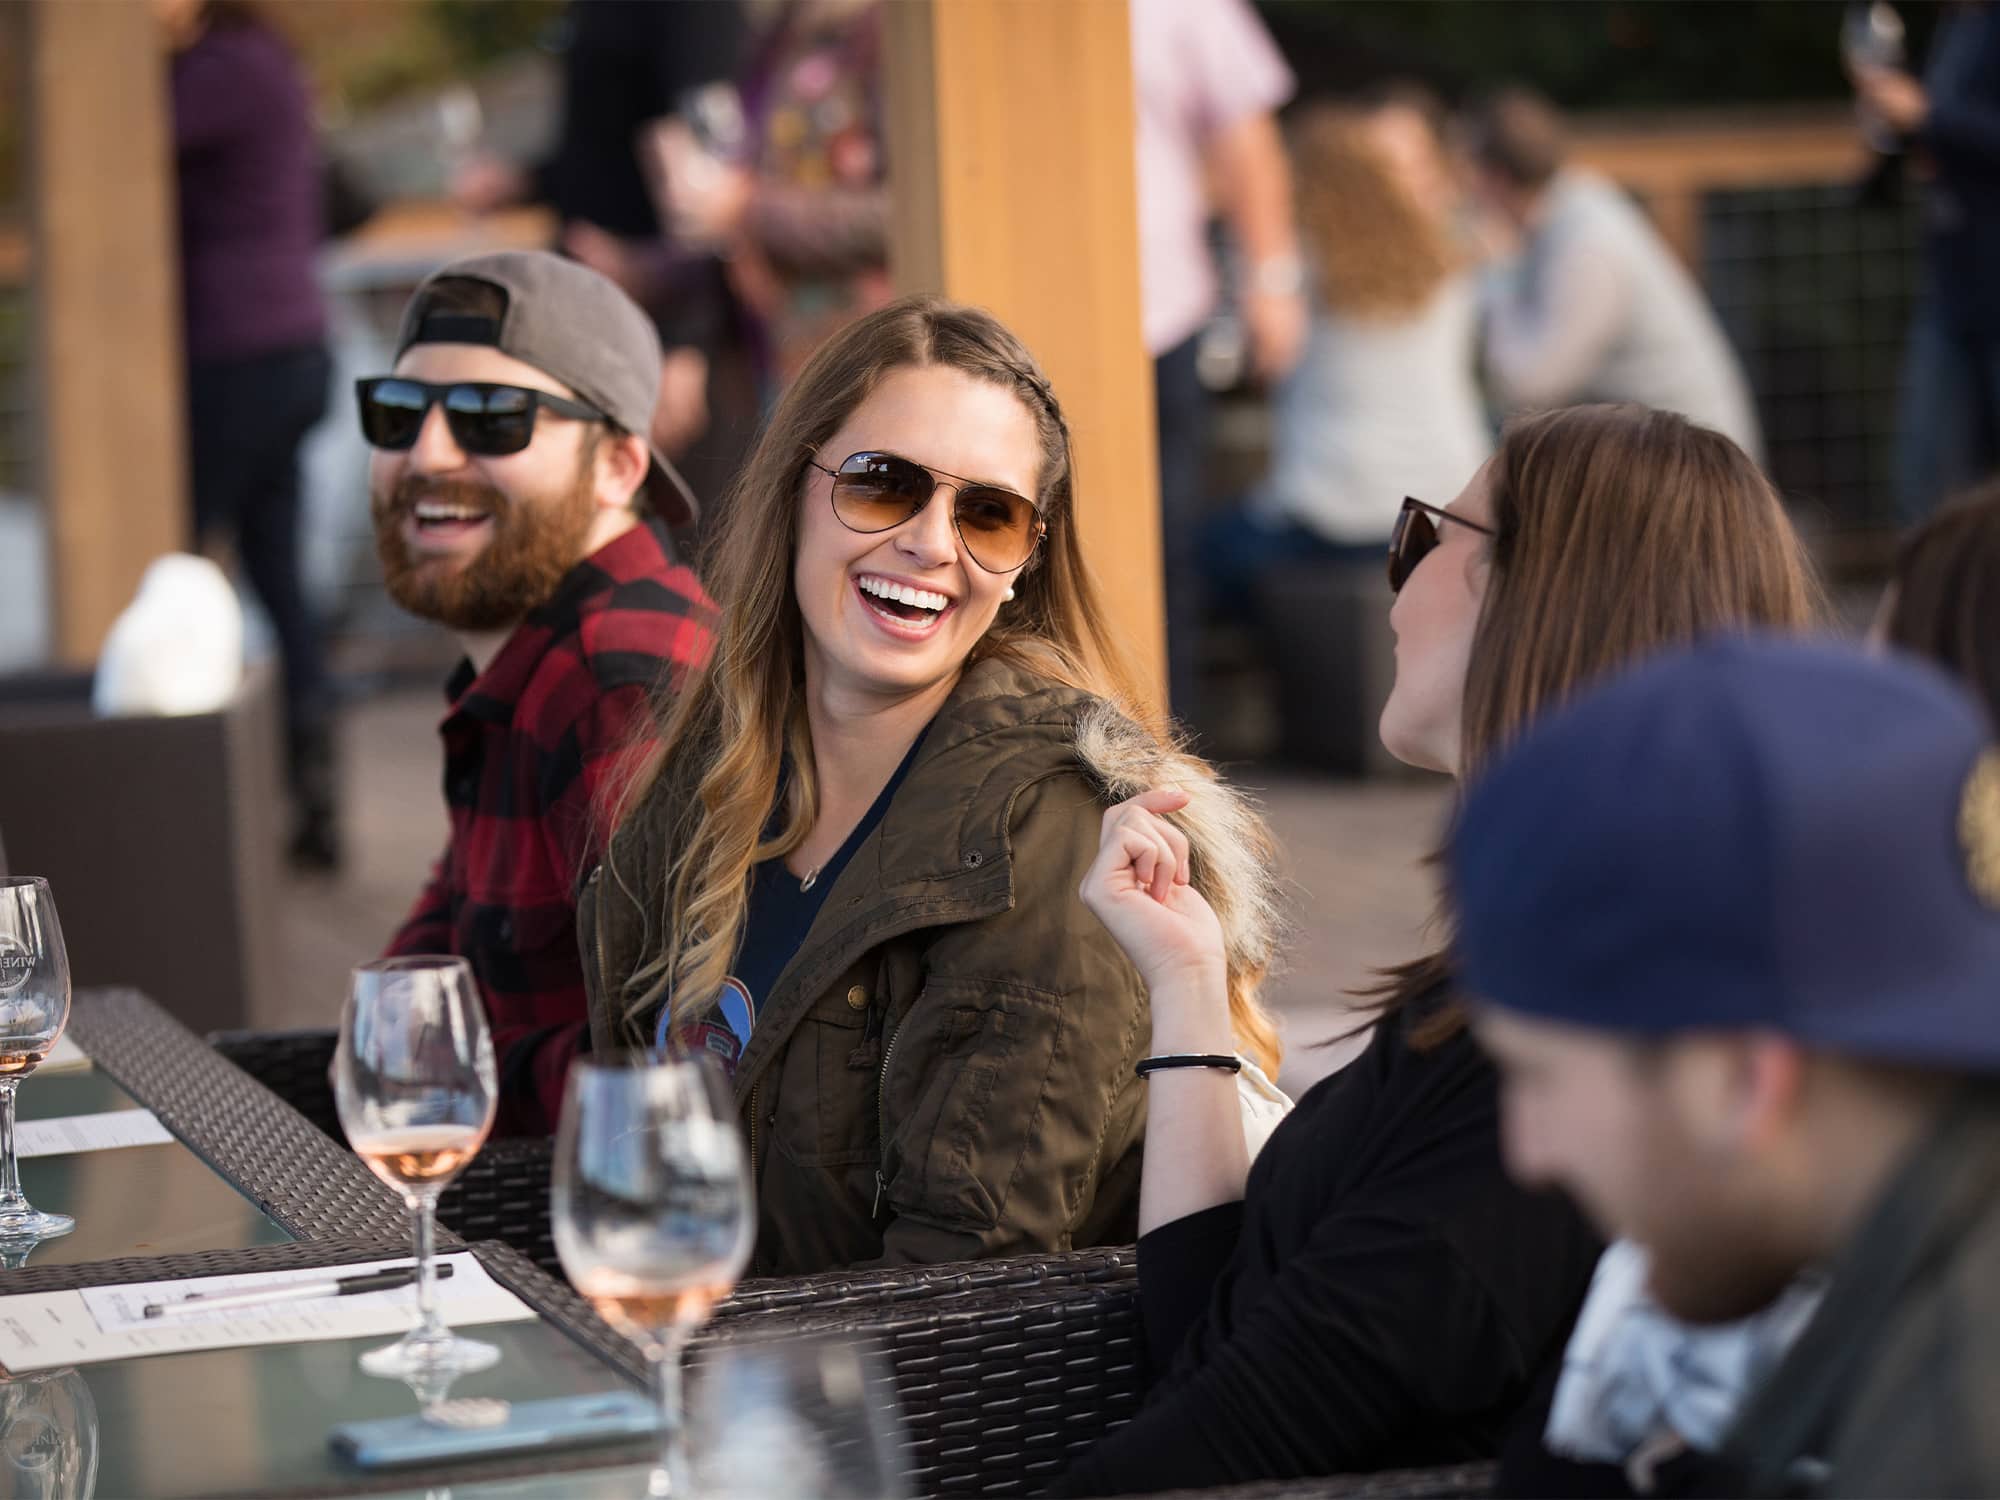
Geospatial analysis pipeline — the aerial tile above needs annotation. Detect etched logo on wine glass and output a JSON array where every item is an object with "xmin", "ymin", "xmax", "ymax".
[{"xmin": 0, "ymin": 936, "xmax": 34, "ymax": 995}]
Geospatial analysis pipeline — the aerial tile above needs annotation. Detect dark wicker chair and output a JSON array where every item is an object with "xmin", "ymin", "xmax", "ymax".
[
  {"xmin": 209, "ymin": 1025, "xmax": 341, "ymax": 1140},
  {"xmin": 1130, "ymin": 1465, "xmax": 1497, "ymax": 1500},
  {"xmin": 696, "ymin": 1277, "xmax": 1494, "ymax": 1499},
  {"xmin": 208, "ymin": 1025, "xmax": 560, "ymax": 1270}
]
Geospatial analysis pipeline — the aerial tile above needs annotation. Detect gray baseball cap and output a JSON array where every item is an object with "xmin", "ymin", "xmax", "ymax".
[{"xmin": 394, "ymin": 250, "xmax": 699, "ymax": 528}]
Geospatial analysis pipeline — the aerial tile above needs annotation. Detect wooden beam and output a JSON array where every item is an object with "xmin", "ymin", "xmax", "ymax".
[
  {"xmin": 884, "ymin": 0, "xmax": 1165, "ymax": 707},
  {"xmin": 26, "ymin": 0, "xmax": 185, "ymax": 666}
]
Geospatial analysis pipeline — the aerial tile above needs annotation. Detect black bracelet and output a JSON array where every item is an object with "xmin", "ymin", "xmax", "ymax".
[{"xmin": 1135, "ymin": 1053, "xmax": 1241, "ymax": 1079}]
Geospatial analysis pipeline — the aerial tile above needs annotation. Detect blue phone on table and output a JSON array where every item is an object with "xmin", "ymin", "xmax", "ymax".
[{"xmin": 329, "ymin": 1391, "xmax": 658, "ymax": 1468}]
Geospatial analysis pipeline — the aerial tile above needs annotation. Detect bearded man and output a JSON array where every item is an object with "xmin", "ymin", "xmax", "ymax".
[{"xmin": 362, "ymin": 252, "xmax": 715, "ymax": 1135}]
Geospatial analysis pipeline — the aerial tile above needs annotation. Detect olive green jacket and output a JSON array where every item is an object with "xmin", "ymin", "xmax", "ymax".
[{"xmin": 580, "ymin": 659, "xmax": 1196, "ymax": 1275}]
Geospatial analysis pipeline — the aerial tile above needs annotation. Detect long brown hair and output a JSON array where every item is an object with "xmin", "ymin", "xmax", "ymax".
[
  {"xmin": 1294, "ymin": 101, "xmax": 1458, "ymax": 319},
  {"xmin": 1884, "ymin": 478, "xmax": 2000, "ymax": 728},
  {"xmin": 1368, "ymin": 403, "xmax": 1825, "ymax": 1039},
  {"xmin": 609, "ymin": 296, "xmax": 1281, "ymax": 1072}
]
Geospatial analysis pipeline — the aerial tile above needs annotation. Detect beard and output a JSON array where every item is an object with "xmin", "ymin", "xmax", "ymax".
[
  {"xmin": 1645, "ymin": 1232, "xmax": 1804, "ymax": 1325},
  {"xmin": 1631, "ymin": 1161, "xmax": 1810, "ymax": 1325},
  {"xmin": 372, "ymin": 465, "xmax": 598, "ymax": 633}
]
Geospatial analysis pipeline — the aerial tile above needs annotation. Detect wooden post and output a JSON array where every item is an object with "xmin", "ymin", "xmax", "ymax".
[
  {"xmin": 884, "ymin": 0, "xmax": 1166, "ymax": 706},
  {"xmin": 26, "ymin": 0, "xmax": 185, "ymax": 666}
]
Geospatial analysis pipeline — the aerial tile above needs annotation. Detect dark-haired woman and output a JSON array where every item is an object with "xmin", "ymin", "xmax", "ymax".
[
  {"xmin": 162, "ymin": 0, "xmax": 340, "ymax": 866},
  {"xmin": 1059, "ymin": 404, "xmax": 1826, "ymax": 1494}
]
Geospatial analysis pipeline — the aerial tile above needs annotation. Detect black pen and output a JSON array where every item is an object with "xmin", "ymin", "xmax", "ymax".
[{"xmin": 141, "ymin": 1263, "xmax": 455, "ymax": 1320}]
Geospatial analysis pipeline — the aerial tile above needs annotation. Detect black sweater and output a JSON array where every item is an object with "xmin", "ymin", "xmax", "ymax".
[{"xmin": 1055, "ymin": 1000, "xmax": 1601, "ymax": 1497}]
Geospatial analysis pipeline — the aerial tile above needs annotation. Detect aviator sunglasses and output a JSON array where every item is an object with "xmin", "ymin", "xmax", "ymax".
[
  {"xmin": 355, "ymin": 377, "xmax": 609, "ymax": 457},
  {"xmin": 806, "ymin": 449, "xmax": 1047, "ymax": 574},
  {"xmin": 1388, "ymin": 495, "xmax": 1497, "ymax": 593}
]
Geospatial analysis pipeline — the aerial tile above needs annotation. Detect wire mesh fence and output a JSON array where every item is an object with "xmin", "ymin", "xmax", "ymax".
[{"xmin": 1704, "ymin": 177, "xmax": 1924, "ymax": 539}]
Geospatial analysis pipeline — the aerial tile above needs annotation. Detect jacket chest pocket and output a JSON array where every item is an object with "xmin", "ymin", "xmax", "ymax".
[{"xmin": 768, "ymin": 957, "xmax": 896, "ymax": 1167}]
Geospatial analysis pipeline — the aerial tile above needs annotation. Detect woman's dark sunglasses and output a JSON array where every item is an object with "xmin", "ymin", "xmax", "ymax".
[
  {"xmin": 1388, "ymin": 495, "xmax": 1497, "ymax": 593},
  {"xmin": 806, "ymin": 449, "xmax": 1047, "ymax": 574},
  {"xmin": 355, "ymin": 377, "xmax": 608, "ymax": 456}
]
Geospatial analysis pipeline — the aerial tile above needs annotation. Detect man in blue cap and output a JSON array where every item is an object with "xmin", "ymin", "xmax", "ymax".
[{"xmin": 1451, "ymin": 636, "xmax": 2000, "ymax": 1497}]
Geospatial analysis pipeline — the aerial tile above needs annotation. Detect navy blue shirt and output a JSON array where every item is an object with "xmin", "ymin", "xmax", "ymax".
[
  {"xmin": 1921, "ymin": 3, "xmax": 2000, "ymax": 334},
  {"xmin": 658, "ymin": 729, "xmax": 929, "ymax": 1070}
]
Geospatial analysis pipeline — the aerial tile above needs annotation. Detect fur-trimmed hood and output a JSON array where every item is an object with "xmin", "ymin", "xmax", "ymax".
[{"xmin": 1074, "ymin": 700, "xmax": 1288, "ymax": 1064}]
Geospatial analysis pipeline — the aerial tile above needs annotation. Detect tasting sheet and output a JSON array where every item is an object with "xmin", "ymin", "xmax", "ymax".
[
  {"xmin": 0, "ymin": 1252, "xmax": 538, "ymax": 1372},
  {"xmin": 16, "ymin": 1108, "xmax": 174, "ymax": 1158}
]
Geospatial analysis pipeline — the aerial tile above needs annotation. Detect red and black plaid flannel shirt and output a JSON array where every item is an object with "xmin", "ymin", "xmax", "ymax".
[{"xmin": 384, "ymin": 519, "xmax": 714, "ymax": 1135}]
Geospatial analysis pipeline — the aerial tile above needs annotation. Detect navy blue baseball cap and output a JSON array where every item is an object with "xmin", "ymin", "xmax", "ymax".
[{"xmin": 1450, "ymin": 636, "xmax": 2000, "ymax": 1069}]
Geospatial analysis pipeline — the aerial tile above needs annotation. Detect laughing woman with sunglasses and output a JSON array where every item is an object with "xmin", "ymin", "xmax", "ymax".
[
  {"xmin": 580, "ymin": 297, "xmax": 1285, "ymax": 1274},
  {"xmin": 1057, "ymin": 403, "xmax": 1825, "ymax": 1495}
]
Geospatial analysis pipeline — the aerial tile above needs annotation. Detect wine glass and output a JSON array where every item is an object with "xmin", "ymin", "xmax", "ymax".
[
  {"xmin": 0, "ymin": 877, "xmax": 75, "ymax": 1241},
  {"xmin": 553, "ymin": 1054, "xmax": 755, "ymax": 1498},
  {"xmin": 335, "ymin": 955, "xmax": 499, "ymax": 1379},
  {"xmin": 689, "ymin": 1333, "xmax": 911, "ymax": 1500},
  {"xmin": 0, "ymin": 1367, "xmax": 98, "ymax": 1500}
]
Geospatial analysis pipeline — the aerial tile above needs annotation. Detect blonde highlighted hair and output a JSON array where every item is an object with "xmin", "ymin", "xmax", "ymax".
[
  {"xmin": 1293, "ymin": 100, "xmax": 1459, "ymax": 319},
  {"xmin": 609, "ymin": 296, "xmax": 1282, "ymax": 1075}
]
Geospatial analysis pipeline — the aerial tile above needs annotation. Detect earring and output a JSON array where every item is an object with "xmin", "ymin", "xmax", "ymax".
[{"xmin": 1003, "ymin": 586, "xmax": 1016, "ymax": 601}]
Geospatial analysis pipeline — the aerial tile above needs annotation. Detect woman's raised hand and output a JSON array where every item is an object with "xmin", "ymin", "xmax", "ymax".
[{"xmin": 1080, "ymin": 790, "xmax": 1228, "ymax": 997}]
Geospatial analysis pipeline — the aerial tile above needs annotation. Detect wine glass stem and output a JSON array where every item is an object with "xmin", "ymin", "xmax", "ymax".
[
  {"xmin": 410, "ymin": 1193, "xmax": 447, "ymax": 1342},
  {"xmin": 651, "ymin": 1325, "xmax": 693, "ymax": 1497},
  {"xmin": 0, "ymin": 1079, "xmax": 24, "ymax": 1214}
]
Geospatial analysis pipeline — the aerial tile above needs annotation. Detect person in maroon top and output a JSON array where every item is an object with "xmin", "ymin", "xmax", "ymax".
[
  {"xmin": 363, "ymin": 251, "xmax": 716, "ymax": 1135},
  {"xmin": 162, "ymin": 0, "xmax": 339, "ymax": 868}
]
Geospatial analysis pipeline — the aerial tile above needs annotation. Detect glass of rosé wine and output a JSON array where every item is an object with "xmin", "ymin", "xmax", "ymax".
[
  {"xmin": 553, "ymin": 1053, "xmax": 754, "ymax": 1497},
  {"xmin": 335, "ymin": 955, "xmax": 498, "ymax": 1379}
]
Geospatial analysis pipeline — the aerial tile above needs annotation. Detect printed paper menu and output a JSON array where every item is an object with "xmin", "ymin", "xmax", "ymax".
[
  {"xmin": 16, "ymin": 1109, "xmax": 174, "ymax": 1159},
  {"xmin": 0, "ymin": 1253, "xmax": 537, "ymax": 1373}
]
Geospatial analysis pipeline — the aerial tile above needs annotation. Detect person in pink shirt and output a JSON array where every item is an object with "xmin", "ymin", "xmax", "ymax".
[{"xmin": 1131, "ymin": 0, "xmax": 1306, "ymax": 725}]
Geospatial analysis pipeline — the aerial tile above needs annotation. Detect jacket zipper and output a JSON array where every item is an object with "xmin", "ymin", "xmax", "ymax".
[{"xmin": 872, "ymin": 1016, "xmax": 903, "ymax": 1218}]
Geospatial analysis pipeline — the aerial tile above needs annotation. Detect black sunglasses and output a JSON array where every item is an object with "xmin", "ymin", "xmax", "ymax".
[
  {"xmin": 1388, "ymin": 495, "xmax": 1497, "ymax": 593},
  {"xmin": 355, "ymin": 377, "xmax": 608, "ymax": 457},
  {"xmin": 806, "ymin": 449, "xmax": 1047, "ymax": 574}
]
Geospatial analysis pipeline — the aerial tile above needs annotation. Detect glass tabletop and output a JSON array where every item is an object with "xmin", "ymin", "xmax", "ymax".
[
  {"xmin": 7, "ymin": 1064, "xmax": 293, "ymax": 1270},
  {"xmin": 6, "ymin": 1316, "xmax": 650, "ymax": 1499}
]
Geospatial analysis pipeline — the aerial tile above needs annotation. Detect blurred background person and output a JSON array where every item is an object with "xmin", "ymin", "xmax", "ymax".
[
  {"xmin": 1205, "ymin": 92, "xmax": 1490, "ymax": 608},
  {"xmin": 1879, "ymin": 476, "xmax": 2000, "ymax": 724},
  {"xmin": 1469, "ymin": 87, "xmax": 1764, "ymax": 462},
  {"xmin": 654, "ymin": 0, "xmax": 891, "ymax": 396},
  {"xmin": 451, "ymin": 0, "xmax": 752, "ymax": 525},
  {"xmin": 162, "ymin": 0, "xmax": 340, "ymax": 870},
  {"xmin": 1132, "ymin": 0, "xmax": 1307, "ymax": 727},
  {"xmin": 1850, "ymin": 1, "xmax": 2000, "ymax": 522}
]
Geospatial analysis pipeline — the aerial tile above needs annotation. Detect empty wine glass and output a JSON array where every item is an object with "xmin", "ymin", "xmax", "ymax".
[
  {"xmin": 0, "ymin": 1367, "xmax": 98, "ymax": 1500},
  {"xmin": 0, "ymin": 877, "xmax": 75, "ymax": 1241},
  {"xmin": 689, "ymin": 1333, "xmax": 911, "ymax": 1500},
  {"xmin": 336, "ymin": 955, "xmax": 498, "ymax": 1379},
  {"xmin": 554, "ymin": 1054, "xmax": 755, "ymax": 1498}
]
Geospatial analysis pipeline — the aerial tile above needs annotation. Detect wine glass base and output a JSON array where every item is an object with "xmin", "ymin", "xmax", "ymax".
[
  {"xmin": 360, "ymin": 1331, "xmax": 500, "ymax": 1381},
  {"xmin": 0, "ymin": 1207, "xmax": 74, "ymax": 1241}
]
